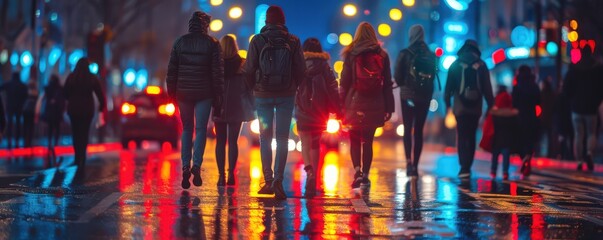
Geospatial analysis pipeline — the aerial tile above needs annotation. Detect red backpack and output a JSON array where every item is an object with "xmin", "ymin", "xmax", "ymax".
[{"xmin": 354, "ymin": 52, "xmax": 384, "ymax": 95}]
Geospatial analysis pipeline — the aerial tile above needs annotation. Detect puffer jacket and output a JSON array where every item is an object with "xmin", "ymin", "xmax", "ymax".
[
  {"xmin": 444, "ymin": 42, "xmax": 494, "ymax": 117},
  {"xmin": 394, "ymin": 41, "xmax": 436, "ymax": 102},
  {"xmin": 213, "ymin": 55, "xmax": 255, "ymax": 123},
  {"xmin": 244, "ymin": 24, "xmax": 306, "ymax": 98},
  {"xmin": 166, "ymin": 30, "xmax": 224, "ymax": 103},
  {"xmin": 340, "ymin": 47, "xmax": 395, "ymax": 129},
  {"xmin": 294, "ymin": 51, "xmax": 340, "ymax": 132}
]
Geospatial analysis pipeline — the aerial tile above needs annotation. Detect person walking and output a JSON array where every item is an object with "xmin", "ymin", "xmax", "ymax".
[
  {"xmin": 42, "ymin": 75, "xmax": 66, "ymax": 153},
  {"xmin": 295, "ymin": 37, "xmax": 340, "ymax": 196},
  {"xmin": 394, "ymin": 24, "xmax": 438, "ymax": 177},
  {"xmin": 244, "ymin": 5, "xmax": 306, "ymax": 200},
  {"xmin": 0, "ymin": 72, "xmax": 28, "ymax": 149},
  {"xmin": 340, "ymin": 22, "xmax": 395, "ymax": 188},
  {"xmin": 444, "ymin": 40, "xmax": 494, "ymax": 179},
  {"xmin": 22, "ymin": 80, "xmax": 39, "ymax": 148},
  {"xmin": 64, "ymin": 58, "xmax": 106, "ymax": 172},
  {"xmin": 489, "ymin": 86, "xmax": 519, "ymax": 180},
  {"xmin": 213, "ymin": 35, "xmax": 255, "ymax": 187},
  {"xmin": 512, "ymin": 65, "xmax": 541, "ymax": 177},
  {"xmin": 539, "ymin": 77, "xmax": 557, "ymax": 157},
  {"xmin": 166, "ymin": 11, "xmax": 224, "ymax": 189},
  {"xmin": 563, "ymin": 46, "xmax": 603, "ymax": 171}
]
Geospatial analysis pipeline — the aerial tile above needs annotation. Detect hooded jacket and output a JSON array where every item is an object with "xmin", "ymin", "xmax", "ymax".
[
  {"xmin": 394, "ymin": 25, "xmax": 436, "ymax": 101},
  {"xmin": 213, "ymin": 55, "xmax": 255, "ymax": 123},
  {"xmin": 244, "ymin": 24, "xmax": 306, "ymax": 98},
  {"xmin": 166, "ymin": 16, "xmax": 224, "ymax": 103},
  {"xmin": 294, "ymin": 51, "xmax": 340, "ymax": 132},
  {"xmin": 444, "ymin": 41, "xmax": 494, "ymax": 116},
  {"xmin": 340, "ymin": 45, "xmax": 395, "ymax": 129}
]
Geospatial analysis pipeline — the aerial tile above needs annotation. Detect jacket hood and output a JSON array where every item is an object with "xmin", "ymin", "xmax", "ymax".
[
  {"xmin": 224, "ymin": 55, "xmax": 243, "ymax": 77},
  {"xmin": 260, "ymin": 24, "xmax": 289, "ymax": 36},
  {"xmin": 457, "ymin": 40, "xmax": 481, "ymax": 63},
  {"xmin": 189, "ymin": 11, "xmax": 210, "ymax": 34},
  {"xmin": 408, "ymin": 24, "xmax": 425, "ymax": 47},
  {"xmin": 350, "ymin": 43, "xmax": 381, "ymax": 56},
  {"xmin": 305, "ymin": 57, "xmax": 328, "ymax": 76},
  {"xmin": 304, "ymin": 51, "xmax": 330, "ymax": 60}
]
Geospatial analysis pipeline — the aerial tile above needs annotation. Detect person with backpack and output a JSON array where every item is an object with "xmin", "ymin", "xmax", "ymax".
[
  {"xmin": 42, "ymin": 75, "xmax": 66, "ymax": 153},
  {"xmin": 489, "ymin": 86, "xmax": 519, "ymax": 180},
  {"xmin": 0, "ymin": 72, "xmax": 28, "ymax": 149},
  {"xmin": 295, "ymin": 38, "xmax": 340, "ymax": 196},
  {"xmin": 166, "ymin": 11, "xmax": 224, "ymax": 189},
  {"xmin": 244, "ymin": 6, "xmax": 306, "ymax": 200},
  {"xmin": 513, "ymin": 65, "xmax": 541, "ymax": 177},
  {"xmin": 444, "ymin": 40, "xmax": 494, "ymax": 179},
  {"xmin": 340, "ymin": 22, "xmax": 395, "ymax": 189},
  {"xmin": 213, "ymin": 35, "xmax": 255, "ymax": 187},
  {"xmin": 394, "ymin": 24, "xmax": 438, "ymax": 177}
]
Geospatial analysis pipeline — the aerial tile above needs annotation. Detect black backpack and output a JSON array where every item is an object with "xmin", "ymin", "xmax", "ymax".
[
  {"xmin": 406, "ymin": 48, "xmax": 439, "ymax": 97},
  {"xmin": 457, "ymin": 60, "xmax": 483, "ymax": 107},
  {"xmin": 258, "ymin": 34, "xmax": 293, "ymax": 91},
  {"xmin": 296, "ymin": 61, "xmax": 331, "ymax": 113}
]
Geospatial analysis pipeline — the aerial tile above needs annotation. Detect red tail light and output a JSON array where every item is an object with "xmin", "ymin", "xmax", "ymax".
[
  {"xmin": 326, "ymin": 119, "xmax": 340, "ymax": 133},
  {"xmin": 121, "ymin": 103, "xmax": 136, "ymax": 115},
  {"xmin": 158, "ymin": 103, "xmax": 176, "ymax": 116}
]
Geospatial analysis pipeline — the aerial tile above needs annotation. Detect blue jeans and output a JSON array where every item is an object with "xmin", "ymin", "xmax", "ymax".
[
  {"xmin": 491, "ymin": 148, "xmax": 511, "ymax": 174},
  {"xmin": 572, "ymin": 113, "xmax": 598, "ymax": 162},
  {"xmin": 178, "ymin": 99, "xmax": 213, "ymax": 170},
  {"xmin": 255, "ymin": 97, "xmax": 295, "ymax": 183}
]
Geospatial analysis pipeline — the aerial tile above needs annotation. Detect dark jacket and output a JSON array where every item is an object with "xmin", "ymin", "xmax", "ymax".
[
  {"xmin": 166, "ymin": 31, "xmax": 224, "ymax": 103},
  {"xmin": 213, "ymin": 55, "xmax": 255, "ymax": 123},
  {"xmin": 444, "ymin": 43, "xmax": 494, "ymax": 116},
  {"xmin": 491, "ymin": 108, "xmax": 520, "ymax": 152},
  {"xmin": 64, "ymin": 74, "xmax": 106, "ymax": 118},
  {"xmin": 0, "ymin": 77, "xmax": 28, "ymax": 114},
  {"xmin": 0, "ymin": 96, "xmax": 5, "ymax": 132},
  {"xmin": 340, "ymin": 47, "xmax": 395, "ymax": 129},
  {"xmin": 43, "ymin": 84, "xmax": 66, "ymax": 122},
  {"xmin": 513, "ymin": 79, "xmax": 541, "ymax": 145},
  {"xmin": 394, "ymin": 41, "xmax": 436, "ymax": 101},
  {"xmin": 244, "ymin": 24, "xmax": 306, "ymax": 98},
  {"xmin": 294, "ymin": 51, "xmax": 340, "ymax": 132},
  {"xmin": 563, "ymin": 62, "xmax": 603, "ymax": 115}
]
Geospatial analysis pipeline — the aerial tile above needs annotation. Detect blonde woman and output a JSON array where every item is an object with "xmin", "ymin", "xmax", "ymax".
[
  {"xmin": 340, "ymin": 22, "xmax": 395, "ymax": 189},
  {"xmin": 214, "ymin": 35, "xmax": 255, "ymax": 186}
]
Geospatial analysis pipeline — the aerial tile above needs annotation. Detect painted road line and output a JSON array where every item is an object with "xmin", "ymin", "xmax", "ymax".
[
  {"xmin": 76, "ymin": 192, "xmax": 122, "ymax": 223},
  {"xmin": 351, "ymin": 199, "xmax": 371, "ymax": 213}
]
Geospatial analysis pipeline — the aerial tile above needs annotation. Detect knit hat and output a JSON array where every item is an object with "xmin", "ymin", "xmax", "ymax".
[
  {"xmin": 189, "ymin": 11, "xmax": 211, "ymax": 33},
  {"xmin": 266, "ymin": 6, "xmax": 285, "ymax": 25},
  {"xmin": 408, "ymin": 24, "xmax": 425, "ymax": 46}
]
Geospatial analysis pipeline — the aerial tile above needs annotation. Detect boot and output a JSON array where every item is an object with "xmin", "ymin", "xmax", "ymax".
[
  {"xmin": 191, "ymin": 165, "xmax": 202, "ymax": 187},
  {"xmin": 181, "ymin": 168, "xmax": 191, "ymax": 189}
]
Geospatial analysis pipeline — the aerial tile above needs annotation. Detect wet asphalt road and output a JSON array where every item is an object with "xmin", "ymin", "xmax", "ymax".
[{"xmin": 1, "ymin": 139, "xmax": 603, "ymax": 239}]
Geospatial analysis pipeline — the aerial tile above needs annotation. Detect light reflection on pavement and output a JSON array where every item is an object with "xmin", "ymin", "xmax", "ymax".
[{"xmin": 0, "ymin": 140, "xmax": 602, "ymax": 239}]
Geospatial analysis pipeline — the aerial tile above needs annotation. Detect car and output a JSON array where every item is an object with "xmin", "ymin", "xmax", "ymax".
[{"xmin": 120, "ymin": 86, "xmax": 181, "ymax": 149}]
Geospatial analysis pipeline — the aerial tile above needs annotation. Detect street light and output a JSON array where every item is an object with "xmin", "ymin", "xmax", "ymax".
[
  {"xmin": 210, "ymin": 19, "xmax": 223, "ymax": 32},
  {"xmin": 389, "ymin": 9, "xmax": 402, "ymax": 21},
  {"xmin": 229, "ymin": 7, "xmax": 242, "ymax": 19},
  {"xmin": 343, "ymin": 4, "xmax": 357, "ymax": 17}
]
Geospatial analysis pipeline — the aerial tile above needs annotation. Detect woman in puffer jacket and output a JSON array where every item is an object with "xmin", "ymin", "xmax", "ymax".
[
  {"xmin": 340, "ymin": 22, "xmax": 395, "ymax": 189},
  {"xmin": 294, "ymin": 38, "xmax": 340, "ymax": 196},
  {"xmin": 213, "ymin": 35, "xmax": 255, "ymax": 186}
]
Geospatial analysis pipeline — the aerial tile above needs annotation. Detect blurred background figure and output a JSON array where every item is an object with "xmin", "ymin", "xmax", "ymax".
[
  {"xmin": 539, "ymin": 76, "xmax": 557, "ymax": 158},
  {"xmin": 213, "ymin": 34, "xmax": 255, "ymax": 187},
  {"xmin": 0, "ymin": 93, "xmax": 5, "ymax": 143},
  {"xmin": 42, "ymin": 75, "xmax": 66, "ymax": 153},
  {"xmin": 0, "ymin": 72, "xmax": 28, "ymax": 149},
  {"xmin": 22, "ymin": 78, "xmax": 39, "ymax": 148},
  {"xmin": 64, "ymin": 58, "xmax": 106, "ymax": 173},
  {"xmin": 563, "ymin": 46, "xmax": 603, "ymax": 171},
  {"xmin": 512, "ymin": 65, "xmax": 541, "ymax": 177}
]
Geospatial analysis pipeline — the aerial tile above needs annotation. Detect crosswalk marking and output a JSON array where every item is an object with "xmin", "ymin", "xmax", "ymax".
[{"xmin": 76, "ymin": 192, "xmax": 122, "ymax": 223}]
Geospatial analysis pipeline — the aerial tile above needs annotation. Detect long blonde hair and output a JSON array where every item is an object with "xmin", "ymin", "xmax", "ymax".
[
  {"xmin": 342, "ymin": 22, "xmax": 379, "ymax": 58},
  {"xmin": 220, "ymin": 35, "xmax": 239, "ymax": 59}
]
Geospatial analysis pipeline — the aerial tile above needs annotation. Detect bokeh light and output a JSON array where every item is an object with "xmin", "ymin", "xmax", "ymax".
[
  {"xmin": 89, "ymin": 62, "xmax": 99, "ymax": 74},
  {"xmin": 339, "ymin": 33, "xmax": 353, "ymax": 46},
  {"xmin": 546, "ymin": 42, "xmax": 558, "ymax": 55},
  {"xmin": 229, "ymin": 7, "xmax": 243, "ymax": 19},
  {"xmin": 568, "ymin": 31, "xmax": 578, "ymax": 42},
  {"xmin": 20, "ymin": 51, "xmax": 33, "ymax": 67},
  {"xmin": 396, "ymin": 124, "xmax": 405, "ymax": 137},
  {"xmin": 327, "ymin": 33, "xmax": 339, "ymax": 45},
  {"xmin": 238, "ymin": 49, "xmax": 247, "ymax": 58},
  {"xmin": 123, "ymin": 68, "xmax": 136, "ymax": 86},
  {"xmin": 389, "ymin": 9, "xmax": 402, "ymax": 21},
  {"xmin": 378, "ymin": 24, "xmax": 392, "ymax": 37},
  {"xmin": 0, "ymin": 49, "xmax": 8, "ymax": 64},
  {"xmin": 402, "ymin": 0, "xmax": 415, "ymax": 7},
  {"xmin": 374, "ymin": 127, "xmax": 383, "ymax": 137},
  {"xmin": 569, "ymin": 20, "xmax": 578, "ymax": 30},
  {"xmin": 334, "ymin": 61, "xmax": 344, "ymax": 74},
  {"xmin": 210, "ymin": 0, "xmax": 222, "ymax": 6},
  {"xmin": 210, "ymin": 19, "xmax": 223, "ymax": 32},
  {"xmin": 343, "ymin": 4, "xmax": 357, "ymax": 17}
]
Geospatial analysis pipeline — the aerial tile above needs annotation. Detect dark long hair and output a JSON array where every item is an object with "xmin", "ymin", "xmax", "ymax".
[
  {"xmin": 303, "ymin": 38, "xmax": 323, "ymax": 53},
  {"xmin": 67, "ymin": 58, "xmax": 94, "ymax": 85}
]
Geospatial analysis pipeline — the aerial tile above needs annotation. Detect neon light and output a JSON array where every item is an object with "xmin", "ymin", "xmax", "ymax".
[
  {"xmin": 571, "ymin": 48, "xmax": 581, "ymax": 64},
  {"xmin": 546, "ymin": 42, "xmax": 558, "ymax": 56},
  {"xmin": 444, "ymin": 0, "xmax": 471, "ymax": 11},
  {"xmin": 20, "ymin": 51, "xmax": 33, "ymax": 67},
  {"xmin": 89, "ymin": 62, "xmax": 99, "ymax": 74},
  {"xmin": 48, "ymin": 47, "xmax": 61, "ymax": 65},
  {"xmin": 506, "ymin": 47, "xmax": 530, "ymax": 59},
  {"xmin": 444, "ymin": 36, "xmax": 457, "ymax": 53},
  {"xmin": 10, "ymin": 52, "xmax": 19, "ymax": 66},
  {"xmin": 123, "ymin": 69, "xmax": 136, "ymax": 86},
  {"xmin": 511, "ymin": 26, "xmax": 536, "ymax": 47},
  {"xmin": 441, "ymin": 55, "xmax": 457, "ymax": 70},
  {"xmin": 68, "ymin": 49, "xmax": 84, "ymax": 68},
  {"xmin": 492, "ymin": 48, "xmax": 506, "ymax": 64},
  {"xmin": 255, "ymin": 4, "xmax": 269, "ymax": 34},
  {"xmin": 135, "ymin": 69, "xmax": 148, "ymax": 90},
  {"xmin": 444, "ymin": 21, "xmax": 468, "ymax": 35},
  {"xmin": 435, "ymin": 47, "xmax": 444, "ymax": 57}
]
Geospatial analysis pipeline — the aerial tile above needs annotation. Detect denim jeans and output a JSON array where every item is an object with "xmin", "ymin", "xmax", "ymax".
[
  {"xmin": 572, "ymin": 113, "xmax": 598, "ymax": 162},
  {"xmin": 456, "ymin": 115, "xmax": 480, "ymax": 174},
  {"xmin": 255, "ymin": 97, "xmax": 295, "ymax": 183},
  {"xmin": 178, "ymin": 99, "xmax": 213, "ymax": 170},
  {"xmin": 491, "ymin": 148, "xmax": 511, "ymax": 174}
]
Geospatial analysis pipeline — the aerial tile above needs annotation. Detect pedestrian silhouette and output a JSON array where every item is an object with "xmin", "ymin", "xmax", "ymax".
[
  {"xmin": 512, "ymin": 65, "xmax": 540, "ymax": 177},
  {"xmin": 0, "ymin": 72, "xmax": 28, "ymax": 149}
]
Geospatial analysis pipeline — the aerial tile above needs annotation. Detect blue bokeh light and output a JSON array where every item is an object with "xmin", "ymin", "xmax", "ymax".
[
  {"xmin": 89, "ymin": 62, "xmax": 99, "ymax": 74},
  {"xmin": 135, "ymin": 69, "xmax": 148, "ymax": 90},
  {"xmin": 123, "ymin": 68, "xmax": 136, "ymax": 86},
  {"xmin": 20, "ymin": 51, "xmax": 33, "ymax": 67}
]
